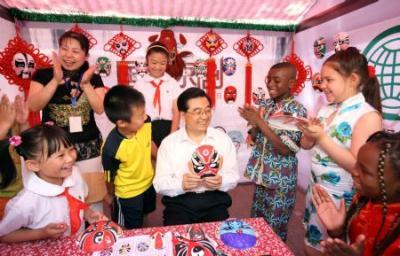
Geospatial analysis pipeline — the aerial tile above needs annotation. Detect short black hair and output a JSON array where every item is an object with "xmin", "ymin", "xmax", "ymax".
[
  {"xmin": 59, "ymin": 31, "xmax": 90, "ymax": 56},
  {"xmin": 270, "ymin": 62, "xmax": 297, "ymax": 80},
  {"xmin": 177, "ymin": 87, "xmax": 211, "ymax": 112},
  {"xmin": 104, "ymin": 85, "xmax": 145, "ymax": 123}
]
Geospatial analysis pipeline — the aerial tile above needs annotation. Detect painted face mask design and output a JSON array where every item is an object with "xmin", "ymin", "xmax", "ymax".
[
  {"xmin": 95, "ymin": 57, "xmax": 111, "ymax": 77},
  {"xmin": 312, "ymin": 72, "xmax": 323, "ymax": 92},
  {"xmin": 313, "ymin": 37, "xmax": 326, "ymax": 59},
  {"xmin": 76, "ymin": 220, "xmax": 122, "ymax": 252},
  {"xmin": 252, "ymin": 87, "xmax": 266, "ymax": 105},
  {"xmin": 194, "ymin": 59, "xmax": 207, "ymax": 78},
  {"xmin": 174, "ymin": 226, "xmax": 218, "ymax": 256},
  {"xmin": 190, "ymin": 145, "xmax": 221, "ymax": 178},
  {"xmin": 224, "ymin": 86, "xmax": 237, "ymax": 104},
  {"xmin": 12, "ymin": 52, "xmax": 35, "ymax": 79},
  {"xmin": 135, "ymin": 57, "xmax": 148, "ymax": 77},
  {"xmin": 334, "ymin": 32, "xmax": 350, "ymax": 52},
  {"xmin": 222, "ymin": 57, "xmax": 236, "ymax": 76}
]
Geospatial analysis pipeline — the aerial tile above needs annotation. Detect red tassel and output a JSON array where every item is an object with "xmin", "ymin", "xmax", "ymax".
[
  {"xmin": 117, "ymin": 61, "xmax": 129, "ymax": 85},
  {"xmin": 206, "ymin": 58, "xmax": 217, "ymax": 108},
  {"xmin": 23, "ymin": 85, "xmax": 39, "ymax": 127},
  {"xmin": 245, "ymin": 62, "xmax": 252, "ymax": 105}
]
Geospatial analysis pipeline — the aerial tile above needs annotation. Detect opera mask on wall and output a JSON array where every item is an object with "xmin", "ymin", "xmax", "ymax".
[
  {"xmin": 334, "ymin": 32, "xmax": 350, "ymax": 52},
  {"xmin": 313, "ymin": 37, "xmax": 326, "ymax": 59},
  {"xmin": 224, "ymin": 86, "xmax": 237, "ymax": 104},
  {"xmin": 12, "ymin": 52, "xmax": 35, "ymax": 79}
]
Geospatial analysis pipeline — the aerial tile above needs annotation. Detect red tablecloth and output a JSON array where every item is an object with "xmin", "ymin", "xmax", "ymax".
[{"xmin": 0, "ymin": 217, "xmax": 294, "ymax": 256}]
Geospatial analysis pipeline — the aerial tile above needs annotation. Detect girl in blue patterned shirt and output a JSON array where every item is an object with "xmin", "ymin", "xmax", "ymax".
[{"xmin": 298, "ymin": 47, "xmax": 383, "ymax": 255}]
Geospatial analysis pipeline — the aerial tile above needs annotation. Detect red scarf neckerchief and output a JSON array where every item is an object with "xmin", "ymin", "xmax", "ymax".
[
  {"xmin": 151, "ymin": 80, "xmax": 164, "ymax": 115},
  {"xmin": 60, "ymin": 188, "xmax": 89, "ymax": 235}
]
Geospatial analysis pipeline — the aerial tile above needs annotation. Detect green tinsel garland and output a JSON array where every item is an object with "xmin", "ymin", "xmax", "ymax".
[{"xmin": 9, "ymin": 8, "xmax": 297, "ymax": 32}]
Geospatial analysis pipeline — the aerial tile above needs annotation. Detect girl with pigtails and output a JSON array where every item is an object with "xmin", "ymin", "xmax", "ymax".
[
  {"xmin": 297, "ymin": 47, "xmax": 383, "ymax": 255},
  {"xmin": 312, "ymin": 131, "xmax": 400, "ymax": 255}
]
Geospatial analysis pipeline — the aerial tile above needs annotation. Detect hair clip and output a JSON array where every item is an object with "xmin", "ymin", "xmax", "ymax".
[
  {"xmin": 44, "ymin": 121, "xmax": 55, "ymax": 126},
  {"xmin": 9, "ymin": 135, "xmax": 22, "ymax": 147},
  {"xmin": 368, "ymin": 65, "xmax": 376, "ymax": 78}
]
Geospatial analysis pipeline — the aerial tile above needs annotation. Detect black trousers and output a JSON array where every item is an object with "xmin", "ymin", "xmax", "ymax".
[
  {"xmin": 162, "ymin": 190, "xmax": 232, "ymax": 226},
  {"xmin": 112, "ymin": 185, "xmax": 156, "ymax": 229}
]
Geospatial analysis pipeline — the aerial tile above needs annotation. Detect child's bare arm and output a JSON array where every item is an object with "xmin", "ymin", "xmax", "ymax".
[
  {"xmin": 239, "ymin": 104, "xmax": 291, "ymax": 155},
  {"xmin": 0, "ymin": 223, "xmax": 67, "ymax": 243}
]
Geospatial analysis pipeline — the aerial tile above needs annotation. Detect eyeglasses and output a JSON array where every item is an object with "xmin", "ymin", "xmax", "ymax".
[{"xmin": 186, "ymin": 108, "xmax": 212, "ymax": 117}]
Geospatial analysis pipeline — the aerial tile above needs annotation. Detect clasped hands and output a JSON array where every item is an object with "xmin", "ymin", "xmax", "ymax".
[{"xmin": 182, "ymin": 172, "xmax": 222, "ymax": 191}]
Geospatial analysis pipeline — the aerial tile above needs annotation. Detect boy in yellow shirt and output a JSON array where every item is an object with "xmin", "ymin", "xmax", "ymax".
[{"xmin": 102, "ymin": 85, "xmax": 156, "ymax": 229}]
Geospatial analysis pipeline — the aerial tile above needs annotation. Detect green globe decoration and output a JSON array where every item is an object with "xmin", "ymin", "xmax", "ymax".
[{"xmin": 364, "ymin": 25, "xmax": 400, "ymax": 121}]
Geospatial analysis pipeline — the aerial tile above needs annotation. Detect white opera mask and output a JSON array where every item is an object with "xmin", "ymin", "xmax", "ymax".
[{"xmin": 12, "ymin": 53, "xmax": 35, "ymax": 79}]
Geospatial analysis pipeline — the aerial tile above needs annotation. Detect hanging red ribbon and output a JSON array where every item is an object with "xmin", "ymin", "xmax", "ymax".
[
  {"xmin": 151, "ymin": 80, "xmax": 164, "ymax": 115},
  {"xmin": 234, "ymin": 31, "xmax": 264, "ymax": 105},
  {"xmin": 245, "ymin": 63, "xmax": 252, "ymax": 105},
  {"xmin": 206, "ymin": 58, "xmax": 217, "ymax": 107},
  {"xmin": 196, "ymin": 29, "xmax": 227, "ymax": 108},
  {"xmin": 60, "ymin": 188, "xmax": 89, "ymax": 235},
  {"xmin": 117, "ymin": 61, "xmax": 129, "ymax": 85}
]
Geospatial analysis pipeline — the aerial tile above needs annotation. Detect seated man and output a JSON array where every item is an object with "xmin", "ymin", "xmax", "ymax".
[{"xmin": 153, "ymin": 87, "xmax": 240, "ymax": 226}]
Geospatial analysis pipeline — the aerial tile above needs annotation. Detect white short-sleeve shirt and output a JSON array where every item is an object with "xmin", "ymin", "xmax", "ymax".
[
  {"xmin": 134, "ymin": 73, "xmax": 181, "ymax": 120},
  {"xmin": 0, "ymin": 166, "xmax": 88, "ymax": 237}
]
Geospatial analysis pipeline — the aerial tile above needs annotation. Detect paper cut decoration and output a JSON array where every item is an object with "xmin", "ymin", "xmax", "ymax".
[
  {"xmin": 283, "ymin": 40, "xmax": 312, "ymax": 95},
  {"xmin": 0, "ymin": 34, "xmax": 51, "ymax": 125}
]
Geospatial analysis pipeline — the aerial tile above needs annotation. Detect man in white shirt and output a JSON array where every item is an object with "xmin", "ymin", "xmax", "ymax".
[{"xmin": 153, "ymin": 87, "xmax": 239, "ymax": 225}]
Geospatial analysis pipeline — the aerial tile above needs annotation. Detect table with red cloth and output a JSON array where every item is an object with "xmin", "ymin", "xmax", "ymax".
[{"xmin": 0, "ymin": 217, "xmax": 294, "ymax": 256}]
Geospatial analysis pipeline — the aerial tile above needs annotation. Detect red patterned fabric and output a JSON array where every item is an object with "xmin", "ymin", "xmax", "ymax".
[
  {"xmin": 0, "ymin": 218, "xmax": 294, "ymax": 256},
  {"xmin": 349, "ymin": 200, "xmax": 400, "ymax": 256}
]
